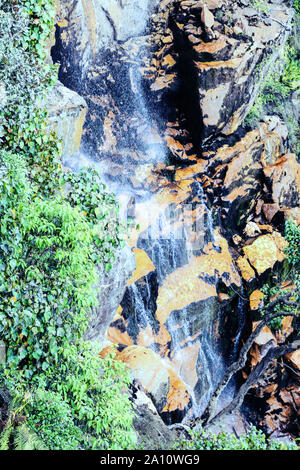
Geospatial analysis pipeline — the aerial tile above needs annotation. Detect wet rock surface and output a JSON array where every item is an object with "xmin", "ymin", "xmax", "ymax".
[
  {"xmin": 52, "ymin": 0, "xmax": 299, "ymax": 437},
  {"xmin": 45, "ymin": 80, "xmax": 87, "ymax": 158}
]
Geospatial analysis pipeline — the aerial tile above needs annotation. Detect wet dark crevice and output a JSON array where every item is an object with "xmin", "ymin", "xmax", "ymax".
[{"xmin": 166, "ymin": 14, "xmax": 205, "ymax": 158}]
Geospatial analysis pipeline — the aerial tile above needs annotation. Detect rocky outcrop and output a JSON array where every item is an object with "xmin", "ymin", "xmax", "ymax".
[
  {"xmin": 52, "ymin": 0, "xmax": 293, "ymax": 163},
  {"xmin": 54, "ymin": 0, "xmax": 161, "ymax": 79},
  {"xmin": 85, "ymin": 244, "xmax": 136, "ymax": 342},
  {"xmin": 242, "ymin": 285, "xmax": 300, "ymax": 437},
  {"xmin": 52, "ymin": 0, "xmax": 299, "ymax": 435},
  {"xmin": 242, "ymin": 232, "xmax": 288, "ymax": 276},
  {"xmin": 116, "ymin": 346, "xmax": 191, "ymax": 422},
  {"xmin": 263, "ymin": 153, "xmax": 300, "ymax": 209},
  {"xmin": 45, "ymin": 80, "xmax": 87, "ymax": 159},
  {"xmin": 163, "ymin": 1, "xmax": 292, "ymax": 141},
  {"xmin": 131, "ymin": 386, "xmax": 177, "ymax": 450}
]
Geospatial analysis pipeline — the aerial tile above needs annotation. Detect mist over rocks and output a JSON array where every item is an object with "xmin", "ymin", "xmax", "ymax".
[{"xmin": 48, "ymin": 0, "xmax": 300, "ymax": 442}]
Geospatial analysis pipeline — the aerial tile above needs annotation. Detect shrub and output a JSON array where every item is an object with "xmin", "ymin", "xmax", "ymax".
[
  {"xmin": 0, "ymin": 0, "xmax": 60, "ymax": 194},
  {"xmin": 244, "ymin": 36, "xmax": 300, "ymax": 158},
  {"xmin": 0, "ymin": 153, "xmax": 99, "ymax": 374},
  {"xmin": 26, "ymin": 388, "xmax": 85, "ymax": 450},
  {"xmin": 175, "ymin": 425, "xmax": 299, "ymax": 450},
  {"xmin": 0, "ymin": 344, "xmax": 137, "ymax": 450},
  {"xmin": 43, "ymin": 342, "xmax": 137, "ymax": 450},
  {"xmin": 60, "ymin": 167, "xmax": 125, "ymax": 270},
  {"xmin": 0, "ymin": 0, "xmax": 136, "ymax": 452},
  {"xmin": 284, "ymin": 219, "xmax": 300, "ymax": 268}
]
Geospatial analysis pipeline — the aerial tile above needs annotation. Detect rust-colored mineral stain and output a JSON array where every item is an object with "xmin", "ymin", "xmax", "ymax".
[
  {"xmin": 150, "ymin": 74, "xmax": 176, "ymax": 91},
  {"xmin": 195, "ymin": 58, "xmax": 241, "ymax": 70},
  {"xmin": 249, "ymin": 290, "xmax": 265, "ymax": 310},
  {"xmin": 127, "ymin": 248, "xmax": 155, "ymax": 286},
  {"xmin": 162, "ymin": 54, "xmax": 177, "ymax": 68},
  {"xmin": 156, "ymin": 230, "xmax": 240, "ymax": 324},
  {"xmin": 162, "ymin": 369, "xmax": 190, "ymax": 413},
  {"xmin": 193, "ymin": 38, "xmax": 227, "ymax": 54},
  {"xmin": 107, "ymin": 325, "xmax": 133, "ymax": 347},
  {"xmin": 243, "ymin": 233, "xmax": 288, "ymax": 275}
]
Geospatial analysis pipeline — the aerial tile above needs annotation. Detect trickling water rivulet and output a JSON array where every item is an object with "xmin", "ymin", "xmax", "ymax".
[{"xmin": 53, "ymin": 0, "xmax": 242, "ymax": 423}]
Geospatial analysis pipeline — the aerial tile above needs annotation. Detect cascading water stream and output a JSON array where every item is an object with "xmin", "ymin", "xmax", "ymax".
[{"xmin": 57, "ymin": 1, "xmax": 242, "ymax": 423}]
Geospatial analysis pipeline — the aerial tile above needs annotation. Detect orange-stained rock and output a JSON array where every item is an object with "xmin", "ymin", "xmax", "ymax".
[
  {"xmin": 283, "ymin": 207, "xmax": 300, "ymax": 225},
  {"xmin": 263, "ymin": 154, "xmax": 300, "ymax": 209},
  {"xmin": 232, "ymin": 234, "xmax": 242, "ymax": 245},
  {"xmin": 156, "ymin": 229, "xmax": 241, "ymax": 324},
  {"xmin": 117, "ymin": 346, "xmax": 190, "ymax": 413},
  {"xmin": 107, "ymin": 322, "xmax": 134, "ymax": 347},
  {"xmin": 99, "ymin": 345, "xmax": 116, "ymax": 359},
  {"xmin": 193, "ymin": 37, "xmax": 227, "ymax": 54},
  {"xmin": 243, "ymin": 232, "xmax": 288, "ymax": 276},
  {"xmin": 249, "ymin": 290, "xmax": 265, "ymax": 311},
  {"xmin": 156, "ymin": 265, "xmax": 217, "ymax": 325},
  {"xmin": 195, "ymin": 58, "xmax": 242, "ymax": 70},
  {"xmin": 127, "ymin": 248, "xmax": 155, "ymax": 286},
  {"xmin": 171, "ymin": 342, "xmax": 200, "ymax": 390},
  {"xmin": 107, "ymin": 304, "xmax": 134, "ymax": 346},
  {"xmin": 218, "ymin": 293, "xmax": 231, "ymax": 303},
  {"xmin": 137, "ymin": 325, "xmax": 156, "ymax": 349},
  {"xmin": 285, "ymin": 350, "xmax": 300, "ymax": 372},
  {"xmin": 162, "ymin": 368, "xmax": 190, "ymax": 414},
  {"xmin": 263, "ymin": 395, "xmax": 294, "ymax": 432},
  {"xmin": 262, "ymin": 202, "xmax": 281, "ymax": 223},
  {"xmin": 257, "ymin": 223, "xmax": 273, "ymax": 233},
  {"xmin": 252, "ymin": 323, "xmax": 277, "ymax": 347},
  {"xmin": 249, "ymin": 322, "xmax": 277, "ymax": 369},
  {"xmin": 223, "ymin": 148, "xmax": 262, "ymax": 195},
  {"xmin": 276, "ymin": 315, "xmax": 294, "ymax": 344},
  {"xmin": 150, "ymin": 73, "xmax": 176, "ymax": 91},
  {"xmin": 244, "ymin": 221, "xmax": 261, "ymax": 238},
  {"xmin": 236, "ymin": 256, "xmax": 256, "ymax": 282},
  {"xmin": 162, "ymin": 54, "xmax": 176, "ymax": 68}
]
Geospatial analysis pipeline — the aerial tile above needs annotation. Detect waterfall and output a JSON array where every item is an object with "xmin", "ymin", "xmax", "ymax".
[{"xmin": 55, "ymin": 0, "xmax": 239, "ymax": 423}]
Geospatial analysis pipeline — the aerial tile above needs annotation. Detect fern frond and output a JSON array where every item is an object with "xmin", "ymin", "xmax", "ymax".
[
  {"xmin": 14, "ymin": 424, "xmax": 47, "ymax": 450},
  {"xmin": 0, "ymin": 421, "xmax": 13, "ymax": 450}
]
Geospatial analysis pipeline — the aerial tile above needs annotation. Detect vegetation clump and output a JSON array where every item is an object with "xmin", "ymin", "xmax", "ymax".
[
  {"xmin": 245, "ymin": 1, "xmax": 300, "ymax": 157},
  {"xmin": 175, "ymin": 425, "xmax": 298, "ymax": 450},
  {"xmin": 0, "ymin": 0, "xmax": 136, "ymax": 450}
]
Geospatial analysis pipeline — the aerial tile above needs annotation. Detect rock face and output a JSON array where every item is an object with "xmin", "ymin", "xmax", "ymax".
[
  {"xmin": 52, "ymin": 0, "xmax": 299, "ymax": 436},
  {"xmin": 162, "ymin": 0, "xmax": 292, "ymax": 141},
  {"xmin": 54, "ymin": 0, "xmax": 161, "ymax": 78},
  {"xmin": 85, "ymin": 244, "xmax": 136, "ymax": 342},
  {"xmin": 117, "ymin": 346, "xmax": 191, "ymax": 422},
  {"xmin": 131, "ymin": 385, "xmax": 177, "ymax": 450},
  {"xmin": 45, "ymin": 80, "xmax": 87, "ymax": 158},
  {"xmin": 243, "ymin": 310, "xmax": 300, "ymax": 437},
  {"xmin": 242, "ymin": 232, "xmax": 288, "ymax": 276}
]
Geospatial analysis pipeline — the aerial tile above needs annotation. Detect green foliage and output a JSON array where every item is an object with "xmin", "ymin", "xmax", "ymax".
[
  {"xmin": 0, "ymin": 153, "xmax": 99, "ymax": 374},
  {"xmin": 0, "ymin": 422, "xmax": 47, "ymax": 450},
  {"xmin": 259, "ymin": 282, "xmax": 295, "ymax": 331},
  {"xmin": 257, "ymin": 220, "xmax": 300, "ymax": 331},
  {"xmin": 0, "ymin": 0, "xmax": 136, "ymax": 451},
  {"xmin": 175, "ymin": 425, "xmax": 299, "ymax": 450},
  {"xmin": 0, "ymin": 343, "xmax": 137, "ymax": 450},
  {"xmin": 0, "ymin": 0, "xmax": 61, "ymax": 194},
  {"xmin": 25, "ymin": 388, "xmax": 85, "ymax": 450},
  {"xmin": 60, "ymin": 167, "xmax": 125, "ymax": 270},
  {"xmin": 245, "ymin": 35, "xmax": 300, "ymax": 157},
  {"xmin": 44, "ymin": 343, "xmax": 137, "ymax": 450},
  {"xmin": 285, "ymin": 219, "xmax": 300, "ymax": 267},
  {"xmin": 0, "ymin": 394, "xmax": 47, "ymax": 450},
  {"xmin": 250, "ymin": 0, "xmax": 269, "ymax": 14}
]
